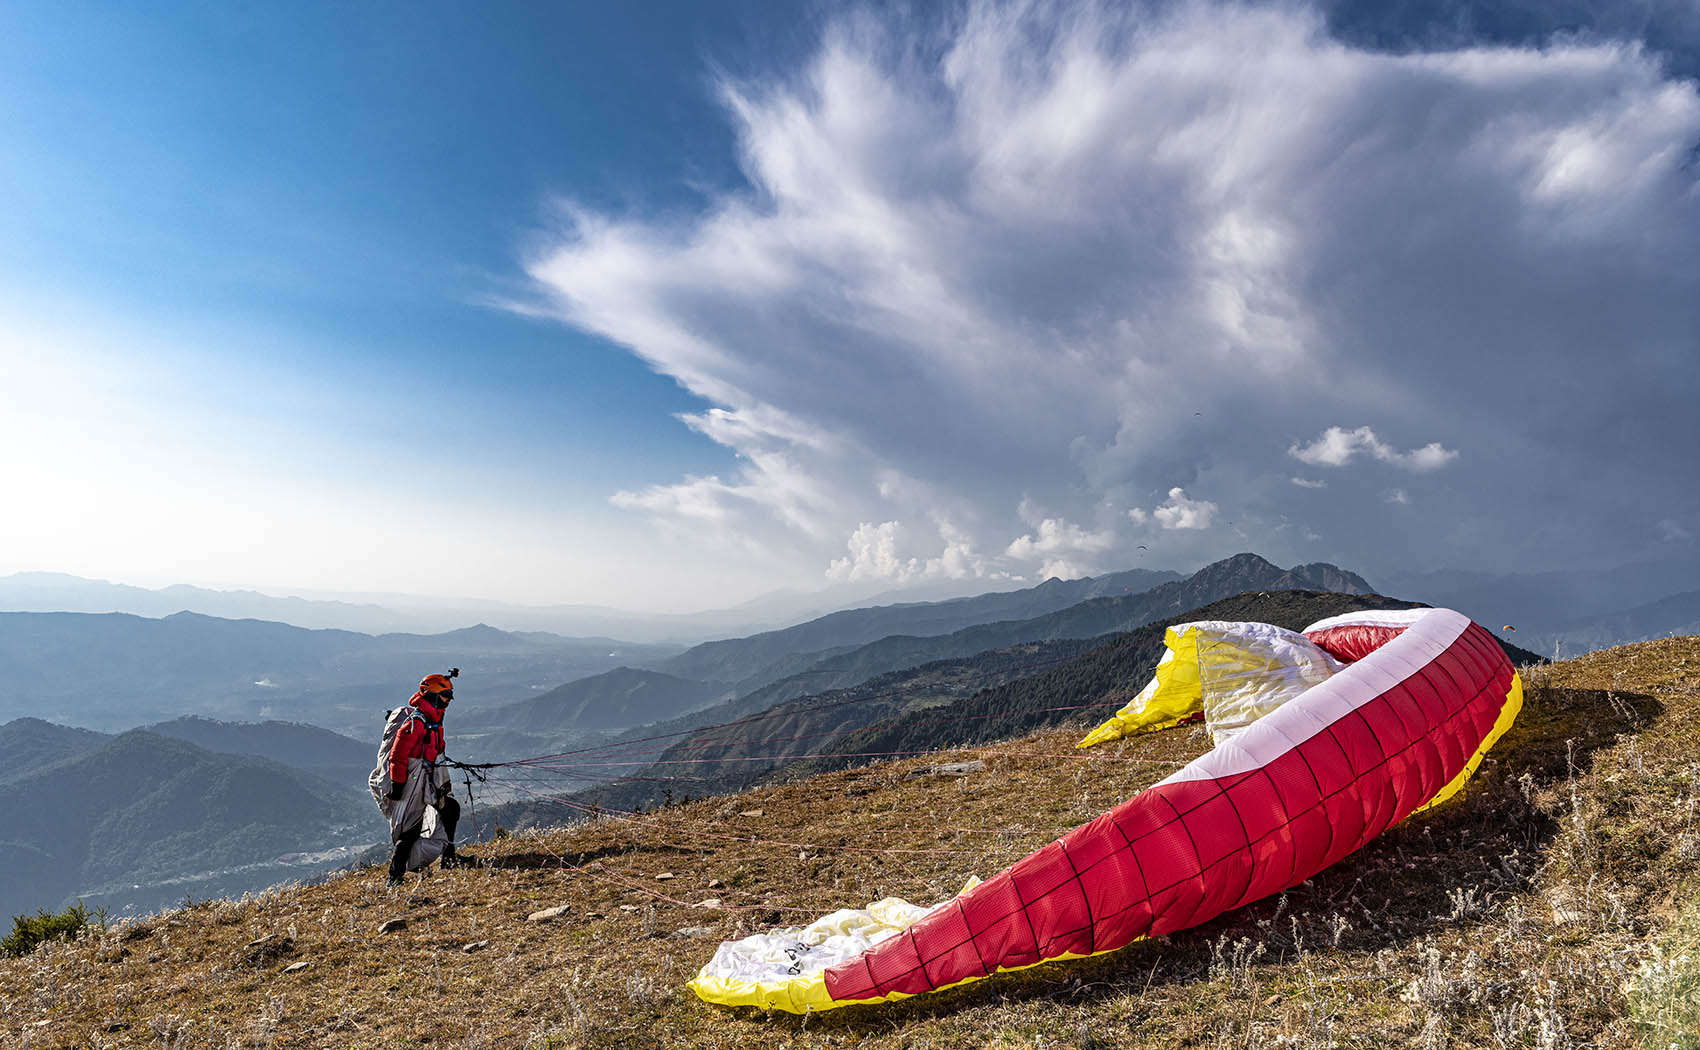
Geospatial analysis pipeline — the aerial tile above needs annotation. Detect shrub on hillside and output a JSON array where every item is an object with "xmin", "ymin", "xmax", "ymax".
[{"xmin": 2, "ymin": 902, "xmax": 103, "ymax": 957}]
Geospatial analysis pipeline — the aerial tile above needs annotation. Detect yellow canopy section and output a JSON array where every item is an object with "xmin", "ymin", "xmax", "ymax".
[
  {"xmin": 689, "ymin": 879, "xmax": 982, "ymax": 1012},
  {"xmin": 1077, "ymin": 626, "xmax": 1206, "ymax": 748},
  {"xmin": 1078, "ymin": 621, "xmax": 1345, "ymax": 749},
  {"xmin": 1411, "ymin": 671, "xmax": 1523, "ymax": 815}
]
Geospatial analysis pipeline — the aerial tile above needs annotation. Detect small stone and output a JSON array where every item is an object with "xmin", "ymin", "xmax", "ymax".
[
  {"xmin": 655, "ymin": 872, "xmax": 674, "ymax": 881},
  {"xmin": 283, "ymin": 961, "xmax": 310, "ymax": 974},
  {"xmin": 462, "ymin": 940, "xmax": 490, "ymax": 953},
  {"xmin": 619, "ymin": 904, "xmax": 641, "ymax": 913},
  {"xmin": 527, "ymin": 906, "xmax": 571, "ymax": 923},
  {"xmin": 239, "ymin": 933, "xmax": 297, "ymax": 966},
  {"xmin": 798, "ymin": 851, "xmax": 810, "ymax": 860},
  {"xmin": 697, "ymin": 899, "xmax": 723, "ymax": 909},
  {"xmin": 904, "ymin": 759, "xmax": 986, "ymax": 780},
  {"xmin": 707, "ymin": 879, "xmax": 725, "ymax": 889},
  {"xmin": 739, "ymin": 809, "xmax": 764, "ymax": 818},
  {"xmin": 670, "ymin": 926, "xmax": 717, "ymax": 939},
  {"xmin": 378, "ymin": 919, "xmax": 408, "ymax": 935}
]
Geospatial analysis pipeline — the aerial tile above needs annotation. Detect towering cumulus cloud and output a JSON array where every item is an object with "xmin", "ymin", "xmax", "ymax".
[{"xmin": 529, "ymin": 1, "xmax": 1700, "ymax": 585}]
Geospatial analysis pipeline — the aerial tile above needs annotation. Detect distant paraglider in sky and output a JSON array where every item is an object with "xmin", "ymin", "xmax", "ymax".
[{"xmin": 691, "ymin": 608, "xmax": 1521, "ymax": 1012}]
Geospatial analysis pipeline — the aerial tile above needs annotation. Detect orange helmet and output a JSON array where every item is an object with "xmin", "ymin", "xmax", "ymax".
[{"xmin": 420, "ymin": 673, "xmax": 455, "ymax": 697}]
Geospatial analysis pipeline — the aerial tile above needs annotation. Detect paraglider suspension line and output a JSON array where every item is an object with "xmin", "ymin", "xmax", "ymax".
[{"xmin": 461, "ymin": 767, "xmax": 480, "ymax": 844}]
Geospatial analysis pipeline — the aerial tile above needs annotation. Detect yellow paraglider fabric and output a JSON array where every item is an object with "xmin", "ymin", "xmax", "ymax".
[
  {"xmin": 1411, "ymin": 671, "xmax": 1523, "ymax": 814},
  {"xmin": 1078, "ymin": 621, "xmax": 1344, "ymax": 749},
  {"xmin": 685, "ymin": 896, "xmax": 930, "ymax": 1012},
  {"xmin": 687, "ymin": 878, "xmax": 1135, "ymax": 1013},
  {"xmin": 689, "ymin": 880, "xmax": 992, "ymax": 1012},
  {"xmin": 1076, "ymin": 626, "xmax": 1204, "ymax": 747}
]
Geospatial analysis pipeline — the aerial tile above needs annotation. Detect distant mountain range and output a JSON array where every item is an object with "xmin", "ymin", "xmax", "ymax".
[
  {"xmin": 1378, "ymin": 555, "xmax": 1700, "ymax": 654},
  {"xmin": 656, "ymin": 567, "xmax": 1182, "ymax": 687},
  {"xmin": 0, "ymin": 720, "xmax": 377, "ymax": 920},
  {"xmin": 0, "ymin": 611, "xmax": 680, "ymax": 738},
  {"xmin": 494, "ymin": 558, "xmax": 1388, "ymax": 821},
  {"xmin": 0, "ymin": 717, "xmax": 108, "ymax": 782},
  {"xmin": 470, "ymin": 668, "xmax": 725, "ymax": 735},
  {"xmin": 0, "ymin": 571, "xmax": 994, "ymax": 644},
  {"xmin": 143, "ymin": 716, "xmax": 377, "ymax": 788},
  {"xmin": 1546, "ymin": 589, "xmax": 1700, "ymax": 657},
  {"xmin": 662, "ymin": 555, "xmax": 1371, "ymax": 707},
  {"xmin": 0, "ymin": 715, "xmax": 375, "ymax": 789}
]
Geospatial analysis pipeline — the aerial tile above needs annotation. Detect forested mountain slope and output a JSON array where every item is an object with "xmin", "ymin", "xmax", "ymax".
[{"xmin": 0, "ymin": 731, "xmax": 372, "ymax": 920}]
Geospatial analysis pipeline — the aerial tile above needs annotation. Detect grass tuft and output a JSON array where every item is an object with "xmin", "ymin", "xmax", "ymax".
[{"xmin": 2, "ymin": 902, "xmax": 104, "ymax": 958}]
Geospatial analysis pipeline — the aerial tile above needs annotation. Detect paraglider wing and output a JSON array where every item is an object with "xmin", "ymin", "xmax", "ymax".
[
  {"xmin": 1077, "ymin": 620, "xmax": 1345, "ymax": 748},
  {"xmin": 691, "ymin": 608, "xmax": 1520, "ymax": 1012}
]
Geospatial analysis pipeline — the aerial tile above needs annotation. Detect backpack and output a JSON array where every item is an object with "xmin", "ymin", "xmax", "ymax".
[{"xmin": 367, "ymin": 704, "xmax": 426, "ymax": 800}]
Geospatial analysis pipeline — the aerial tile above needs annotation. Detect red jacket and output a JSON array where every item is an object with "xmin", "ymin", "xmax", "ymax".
[{"xmin": 387, "ymin": 691, "xmax": 448, "ymax": 783}]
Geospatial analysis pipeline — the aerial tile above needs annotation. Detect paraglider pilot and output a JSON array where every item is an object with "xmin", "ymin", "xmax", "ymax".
[{"xmin": 369, "ymin": 670, "xmax": 471, "ymax": 886}]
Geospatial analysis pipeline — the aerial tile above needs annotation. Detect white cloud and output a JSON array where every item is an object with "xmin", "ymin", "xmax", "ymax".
[
  {"xmin": 827, "ymin": 521, "xmax": 918, "ymax": 583},
  {"xmin": 826, "ymin": 519, "xmax": 992, "ymax": 583},
  {"xmin": 1288, "ymin": 426, "xmax": 1459, "ymax": 472},
  {"xmin": 929, "ymin": 519, "xmax": 990, "ymax": 579},
  {"xmin": 1127, "ymin": 507, "xmax": 1149, "ymax": 525},
  {"xmin": 1039, "ymin": 558, "xmax": 1089, "ymax": 580},
  {"xmin": 1383, "ymin": 488, "xmax": 1411, "ymax": 505},
  {"xmin": 610, "ymin": 475, "xmax": 733, "ymax": 521},
  {"xmin": 1290, "ymin": 477, "xmax": 1326, "ymax": 489},
  {"xmin": 529, "ymin": 1, "xmax": 1700, "ymax": 587},
  {"xmin": 1150, "ymin": 488, "xmax": 1218, "ymax": 530},
  {"xmin": 1006, "ymin": 517, "xmax": 1116, "ymax": 559}
]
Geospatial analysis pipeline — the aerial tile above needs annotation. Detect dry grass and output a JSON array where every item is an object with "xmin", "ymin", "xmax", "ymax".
[{"xmin": 4, "ymin": 637, "xmax": 1699, "ymax": 1049}]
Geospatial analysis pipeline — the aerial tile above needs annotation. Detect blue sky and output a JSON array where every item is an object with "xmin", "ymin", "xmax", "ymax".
[
  {"xmin": 1, "ymin": 1, "xmax": 793, "ymax": 607},
  {"xmin": 3, "ymin": 1, "xmax": 1697, "ymax": 612}
]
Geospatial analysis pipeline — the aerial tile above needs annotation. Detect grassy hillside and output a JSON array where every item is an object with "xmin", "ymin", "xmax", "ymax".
[{"xmin": 3, "ymin": 637, "xmax": 1696, "ymax": 1048}]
